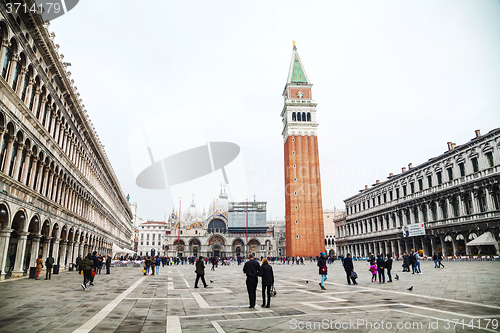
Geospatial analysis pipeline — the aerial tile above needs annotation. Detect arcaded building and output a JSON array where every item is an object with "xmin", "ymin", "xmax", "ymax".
[
  {"xmin": 0, "ymin": 4, "xmax": 133, "ymax": 279},
  {"xmin": 336, "ymin": 129, "xmax": 500, "ymax": 257}
]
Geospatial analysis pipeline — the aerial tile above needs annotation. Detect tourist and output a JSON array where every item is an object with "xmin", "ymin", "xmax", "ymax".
[
  {"xmin": 105, "ymin": 255, "xmax": 111, "ymax": 274},
  {"xmin": 80, "ymin": 253, "xmax": 93, "ymax": 291},
  {"xmin": 75, "ymin": 255, "xmax": 82, "ymax": 271},
  {"xmin": 376, "ymin": 254, "xmax": 385, "ymax": 283},
  {"xmin": 243, "ymin": 254, "xmax": 260, "ymax": 308},
  {"xmin": 145, "ymin": 256, "xmax": 151, "ymax": 275},
  {"xmin": 97, "ymin": 255, "xmax": 103, "ymax": 274},
  {"xmin": 414, "ymin": 251, "xmax": 422, "ymax": 274},
  {"xmin": 433, "ymin": 253, "xmax": 438, "ymax": 268},
  {"xmin": 35, "ymin": 255, "xmax": 43, "ymax": 280},
  {"xmin": 385, "ymin": 253, "xmax": 393, "ymax": 282},
  {"xmin": 369, "ymin": 262, "xmax": 377, "ymax": 282},
  {"xmin": 194, "ymin": 256, "xmax": 208, "ymax": 288},
  {"xmin": 343, "ymin": 253, "xmax": 357, "ymax": 285},
  {"xmin": 260, "ymin": 258, "xmax": 274, "ymax": 308},
  {"xmin": 317, "ymin": 252, "xmax": 328, "ymax": 290},
  {"xmin": 45, "ymin": 253, "xmax": 54, "ymax": 280},
  {"xmin": 409, "ymin": 251, "xmax": 416, "ymax": 274},
  {"xmin": 437, "ymin": 252, "xmax": 445, "ymax": 268},
  {"xmin": 155, "ymin": 256, "xmax": 161, "ymax": 275},
  {"xmin": 151, "ymin": 256, "xmax": 156, "ymax": 276},
  {"xmin": 90, "ymin": 251, "xmax": 98, "ymax": 286}
]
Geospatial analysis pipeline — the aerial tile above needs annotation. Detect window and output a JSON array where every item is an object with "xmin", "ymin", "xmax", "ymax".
[
  {"xmin": 293, "ymin": 177, "xmax": 297, "ymax": 182},
  {"xmin": 486, "ymin": 152, "xmax": 494, "ymax": 167},
  {"xmin": 418, "ymin": 179, "xmax": 423, "ymax": 191},
  {"xmin": 403, "ymin": 185, "xmax": 407, "ymax": 196},
  {"xmin": 293, "ymin": 164, "xmax": 296, "ymax": 168},
  {"xmin": 295, "ymin": 206, "xmax": 298, "ymax": 210},
  {"xmin": 372, "ymin": 198, "xmax": 375, "ymax": 206},
  {"xmin": 396, "ymin": 188, "xmax": 400, "ymax": 199},
  {"xmin": 307, "ymin": 112, "xmax": 311, "ymax": 121},
  {"xmin": 410, "ymin": 183, "xmax": 415, "ymax": 194},
  {"xmin": 459, "ymin": 163, "xmax": 465, "ymax": 177},
  {"xmin": 296, "ymin": 234, "xmax": 299, "ymax": 239},
  {"xmin": 152, "ymin": 234, "xmax": 155, "ymax": 240},
  {"xmin": 422, "ymin": 205, "xmax": 428, "ymax": 222},
  {"xmin": 465, "ymin": 194, "xmax": 472, "ymax": 215},
  {"xmin": 295, "ymin": 220, "xmax": 298, "ymax": 224},
  {"xmin": 140, "ymin": 242, "xmax": 143, "ymax": 245},
  {"xmin": 294, "ymin": 191, "xmax": 297, "ymax": 195},
  {"xmin": 472, "ymin": 158, "xmax": 479, "ymax": 173},
  {"xmin": 378, "ymin": 196, "xmax": 381, "ymax": 205},
  {"xmin": 367, "ymin": 200, "xmax": 370, "ymax": 208},
  {"xmin": 292, "ymin": 112, "xmax": 296, "ymax": 121},
  {"xmin": 383, "ymin": 193, "xmax": 387, "ymax": 203},
  {"xmin": 478, "ymin": 190, "xmax": 487, "ymax": 212},
  {"xmin": 152, "ymin": 242, "xmax": 155, "ymax": 245},
  {"xmin": 363, "ymin": 202, "xmax": 365, "ymax": 210},
  {"xmin": 442, "ymin": 201, "xmax": 447, "ymax": 219},
  {"xmin": 452, "ymin": 197, "xmax": 459, "ymax": 217},
  {"xmin": 414, "ymin": 208, "xmax": 419, "ymax": 223},
  {"xmin": 292, "ymin": 138, "xmax": 295, "ymax": 142},
  {"xmin": 447, "ymin": 168, "xmax": 453, "ymax": 181},
  {"xmin": 427, "ymin": 176, "xmax": 432, "ymax": 188},
  {"xmin": 431, "ymin": 203, "xmax": 437, "ymax": 220},
  {"xmin": 302, "ymin": 112, "xmax": 306, "ymax": 121},
  {"xmin": 146, "ymin": 242, "xmax": 149, "ymax": 245},
  {"xmin": 292, "ymin": 151, "xmax": 295, "ymax": 155},
  {"xmin": 437, "ymin": 172, "xmax": 442, "ymax": 185}
]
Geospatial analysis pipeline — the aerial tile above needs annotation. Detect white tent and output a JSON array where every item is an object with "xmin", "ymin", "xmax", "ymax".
[
  {"xmin": 466, "ymin": 232, "xmax": 497, "ymax": 246},
  {"xmin": 112, "ymin": 243, "xmax": 135, "ymax": 257}
]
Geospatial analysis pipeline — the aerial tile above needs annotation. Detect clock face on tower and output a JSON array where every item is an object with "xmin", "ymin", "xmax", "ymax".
[{"xmin": 297, "ymin": 91, "xmax": 303, "ymax": 98}]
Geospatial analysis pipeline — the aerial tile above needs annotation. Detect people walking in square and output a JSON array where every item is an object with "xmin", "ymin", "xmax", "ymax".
[
  {"xmin": 97, "ymin": 255, "xmax": 103, "ymax": 274},
  {"xmin": 318, "ymin": 252, "xmax": 328, "ymax": 290},
  {"xmin": 409, "ymin": 251, "xmax": 416, "ymax": 274},
  {"xmin": 35, "ymin": 255, "xmax": 43, "ymax": 280},
  {"xmin": 403, "ymin": 252, "xmax": 410, "ymax": 272},
  {"xmin": 343, "ymin": 253, "xmax": 357, "ymax": 285},
  {"xmin": 45, "ymin": 254, "xmax": 54, "ymax": 280},
  {"xmin": 145, "ymin": 256, "xmax": 151, "ymax": 275},
  {"xmin": 243, "ymin": 254, "xmax": 260, "ymax": 308},
  {"xmin": 151, "ymin": 257, "xmax": 156, "ymax": 276},
  {"xmin": 369, "ymin": 262, "xmax": 377, "ymax": 282},
  {"xmin": 76, "ymin": 255, "xmax": 82, "ymax": 271},
  {"xmin": 385, "ymin": 253, "xmax": 393, "ymax": 282},
  {"xmin": 80, "ymin": 253, "xmax": 93, "ymax": 291},
  {"xmin": 377, "ymin": 254, "xmax": 385, "ymax": 283},
  {"xmin": 155, "ymin": 256, "xmax": 161, "ymax": 275},
  {"xmin": 90, "ymin": 251, "xmax": 98, "ymax": 286},
  {"xmin": 437, "ymin": 252, "xmax": 445, "ymax": 268},
  {"xmin": 433, "ymin": 253, "xmax": 438, "ymax": 268},
  {"xmin": 260, "ymin": 258, "xmax": 274, "ymax": 308},
  {"xmin": 105, "ymin": 255, "xmax": 111, "ymax": 274},
  {"xmin": 194, "ymin": 256, "xmax": 208, "ymax": 288}
]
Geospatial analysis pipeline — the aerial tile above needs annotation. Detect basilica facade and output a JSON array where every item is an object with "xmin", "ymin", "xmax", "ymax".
[
  {"xmin": 336, "ymin": 129, "xmax": 500, "ymax": 258},
  {"xmin": 0, "ymin": 2, "xmax": 133, "ymax": 279},
  {"xmin": 164, "ymin": 191, "xmax": 273, "ymax": 258}
]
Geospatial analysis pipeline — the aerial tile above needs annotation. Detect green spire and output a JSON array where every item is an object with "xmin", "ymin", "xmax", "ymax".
[{"xmin": 291, "ymin": 55, "xmax": 308, "ymax": 83}]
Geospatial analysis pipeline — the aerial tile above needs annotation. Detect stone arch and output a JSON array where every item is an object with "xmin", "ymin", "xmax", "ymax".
[
  {"xmin": 247, "ymin": 239, "xmax": 260, "ymax": 255},
  {"xmin": 0, "ymin": 202, "xmax": 11, "ymax": 229}
]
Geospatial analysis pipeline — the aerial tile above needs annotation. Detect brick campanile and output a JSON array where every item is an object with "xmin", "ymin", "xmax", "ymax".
[{"xmin": 282, "ymin": 43, "xmax": 325, "ymax": 258}]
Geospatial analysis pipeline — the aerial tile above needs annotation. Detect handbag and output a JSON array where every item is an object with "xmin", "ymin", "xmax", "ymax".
[
  {"xmin": 320, "ymin": 265, "xmax": 327, "ymax": 274},
  {"xmin": 271, "ymin": 285, "xmax": 277, "ymax": 297},
  {"xmin": 351, "ymin": 271, "xmax": 358, "ymax": 279},
  {"xmin": 91, "ymin": 268, "xmax": 96, "ymax": 277}
]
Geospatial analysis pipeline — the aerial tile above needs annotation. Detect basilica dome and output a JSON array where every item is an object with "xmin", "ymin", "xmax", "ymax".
[
  {"xmin": 184, "ymin": 200, "xmax": 201, "ymax": 219},
  {"xmin": 208, "ymin": 190, "xmax": 229, "ymax": 214}
]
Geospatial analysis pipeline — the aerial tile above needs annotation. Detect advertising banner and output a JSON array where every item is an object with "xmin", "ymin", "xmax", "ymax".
[{"xmin": 402, "ymin": 223, "xmax": 426, "ymax": 238}]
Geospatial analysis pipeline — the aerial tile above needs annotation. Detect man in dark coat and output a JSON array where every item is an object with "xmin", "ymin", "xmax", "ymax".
[
  {"xmin": 105, "ymin": 255, "xmax": 111, "ymax": 274},
  {"xmin": 385, "ymin": 253, "xmax": 393, "ymax": 282},
  {"xmin": 376, "ymin": 254, "xmax": 385, "ymax": 283},
  {"xmin": 194, "ymin": 256, "xmax": 208, "ymax": 288},
  {"xmin": 80, "ymin": 253, "xmax": 93, "ymax": 291},
  {"xmin": 403, "ymin": 252, "xmax": 410, "ymax": 272},
  {"xmin": 243, "ymin": 254, "xmax": 260, "ymax": 308},
  {"xmin": 343, "ymin": 253, "xmax": 357, "ymax": 285},
  {"xmin": 45, "ymin": 254, "xmax": 54, "ymax": 280},
  {"xmin": 409, "ymin": 251, "xmax": 416, "ymax": 274},
  {"xmin": 75, "ymin": 255, "xmax": 82, "ymax": 272}
]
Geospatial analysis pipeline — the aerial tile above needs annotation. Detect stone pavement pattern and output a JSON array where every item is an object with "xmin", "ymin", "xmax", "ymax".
[{"xmin": 0, "ymin": 260, "xmax": 499, "ymax": 332}]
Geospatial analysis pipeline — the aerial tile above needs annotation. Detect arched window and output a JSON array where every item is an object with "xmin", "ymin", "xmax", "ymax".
[
  {"xmin": 11, "ymin": 56, "xmax": 22, "ymax": 91},
  {"xmin": 307, "ymin": 112, "xmax": 311, "ymax": 121},
  {"xmin": 2, "ymin": 42, "xmax": 12, "ymax": 79},
  {"xmin": 302, "ymin": 112, "xmax": 306, "ymax": 121},
  {"xmin": 292, "ymin": 112, "xmax": 296, "ymax": 121},
  {"xmin": 296, "ymin": 112, "xmax": 300, "ymax": 121}
]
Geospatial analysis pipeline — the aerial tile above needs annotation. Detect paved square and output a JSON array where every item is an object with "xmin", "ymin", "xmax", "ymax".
[{"xmin": 0, "ymin": 260, "xmax": 499, "ymax": 332}]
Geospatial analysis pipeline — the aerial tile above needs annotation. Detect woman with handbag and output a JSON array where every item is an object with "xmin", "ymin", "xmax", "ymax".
[
  {"xmin": 260, "ymin": 258, "xmax": 274, "ymax": 308},
  {"xmin": 317, "ymin": 252, "xmax": 328, "ymax": 290}
]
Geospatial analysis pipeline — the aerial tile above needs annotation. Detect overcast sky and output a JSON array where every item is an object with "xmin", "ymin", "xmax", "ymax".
[{"xmin": 50, "ymin": 0, "xmax": 500, "ymax": 223}]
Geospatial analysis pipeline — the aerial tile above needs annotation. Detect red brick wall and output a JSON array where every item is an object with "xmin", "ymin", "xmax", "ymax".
[{"xmin": 284, "ymin": 135, "xmax": 325, "ymax": 257}]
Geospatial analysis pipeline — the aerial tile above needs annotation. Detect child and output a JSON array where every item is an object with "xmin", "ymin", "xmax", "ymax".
[{"xmin": 369, "ymin": 263, "xmax": 377, "ymax": 282}]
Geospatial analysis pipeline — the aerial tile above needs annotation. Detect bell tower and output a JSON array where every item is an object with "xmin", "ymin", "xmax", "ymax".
[{"xmin": 282, "ymin": 42, "xmax": 325, "ymax": 257}]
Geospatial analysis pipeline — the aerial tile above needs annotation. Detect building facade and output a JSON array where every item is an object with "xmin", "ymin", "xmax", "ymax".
[
  {"xmin": 336, "ymin": 129, "xmax": 500, "ymax": 258},
  {"xmin": 0, "ymin": 3, "xmax": 133, "ymax": 279},
  {"xmin": 282, "ymin": 43, "xmax": 325, "ymax": 257},
  {"xmin": 137, "ymin": 221, "xmax": 168, "ymax": 257},
  {"xmin": 323, "ymin": 208, "xmax": 345, "ymax": 257},
  {"xmin": 164, "ymin": 191, "xmax": 273, "ymax": 258}
]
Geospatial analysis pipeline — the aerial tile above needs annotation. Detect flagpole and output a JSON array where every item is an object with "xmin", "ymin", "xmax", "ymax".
[
  {"xmin": 246, "ymin": 198, "xmax": 248, "ymax": 244},
  {"xmin": 212, "ymin": 198, "xmax": 215, "ymax": 256},
  {"xmin": 178, "ymin": 197, "xmax": 181, "ymax": 244}
]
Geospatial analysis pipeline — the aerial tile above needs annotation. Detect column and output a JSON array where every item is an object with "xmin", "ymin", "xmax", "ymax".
[
  {"xmin": 35, "ymin": 162, "xmax": 44, "ymax": 193},
  {"xmin": 45, "ymin": 171, "xmax": 54, "ymax": 198},
  {"xmin": 20, "ymin": 150, "xmax": 32, "ymax": 185},
  {"xmin": 41, "ymin": 167, "xmax": 50, "ymax": 196},
  {"xmin": 438, "ymin": 234, "xmax": 446, "ymax": 255},
  {"xmin": 12, "ymin": 232, "xmax": 29, "ymax": 277},
  {"xmin": 397, "ymin": 239, "xmax": 402, "ymax": 256},
  {"xmin": 6, "ymin": 55, "xmax": 19, "ymax": 86},
  {"xmin": 0, "ymin": 229, "xmax": 13, "ymax": 280},
  {"xmin": 0, "ymin": 39, "xmax": 9, "ymax": 78},
  {"xmin": 485, "ymin": 186, "xmax": 494, "ymax": 212},
  {"xmin": 451, "ymin": 236, "xmax": 458, "ymax": 256},
  {"xmin": 470, "ymin": 191, "xmax": 479, "ymax": 214},
  {"xmin": 430, "ymin": 237, "xmax": 436, "ymax": 256},
  {"xmin": 421, "ymin": 237, "xmax": 428, "ymax": 257},
  {"xmin": 11, "ymin": 143, "xmax": 24, "ymax": 180},
  {"xmin": 458, "ymin": 194, "xmax": 466, "ymax": 216},
  {"xmin": 42, "ymin": 237, "xmax": 51, "ymax": 259},
  {"xmin": 2, "ymin": 136, "xmax": 14, "ymax": 173},
  {"xmin": 437, "ymin": 201, "xmax": 444, "ymax": 220},
  {"xmin": 29, "ymin": 235, "xmax": 41, "ymax": 267},
  {"xmin": 28, "ymin": 157, "xmax": 38, "ymax": 188},
  {"xmin": 59, "ymin": 240, "xmax": 67, "ymax": 268}
]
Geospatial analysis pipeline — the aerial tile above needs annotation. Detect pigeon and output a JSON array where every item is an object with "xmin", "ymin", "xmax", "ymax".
[
  {"xmin": 407, "ymin": 286, "xmax": 413, "ymax": 291},
  {"xmin": 395, "ymin": 274, "xmax": 399, "ymax": 280},
  {"xmin": 210, "ymin": 280, "xmax": 213, "ymax": 283}
]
